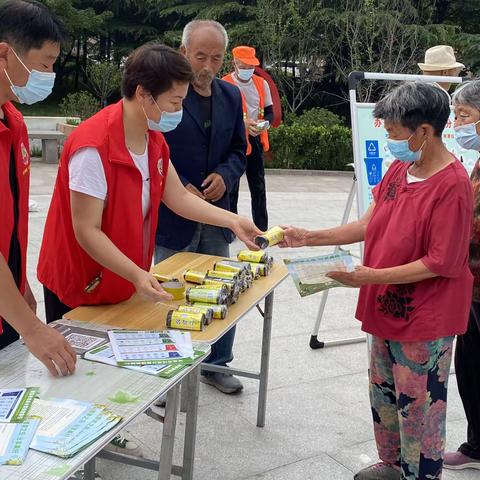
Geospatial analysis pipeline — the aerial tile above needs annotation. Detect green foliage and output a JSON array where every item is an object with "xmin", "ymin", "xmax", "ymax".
[
  {"xmin": 30, "ymin": 146, "xmax": 43, "ymax": 158},
  {"xmin": 85, "ymin": 60, "xmax": 122, "ymax": 107},
  {"xmin": 269, "ymin": 123, "xmax": 353, "ymax": 170},
  {"xmin": 59, "ymin": 91, "xmax": 101, "ymax": 120},
  {"xmin": 294, "ymin": 108, "xmax": 344, "ymax": 127}
]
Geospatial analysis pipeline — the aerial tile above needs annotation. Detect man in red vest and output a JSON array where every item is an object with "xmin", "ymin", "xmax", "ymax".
[
  {"xmin": 223, "ymin": 46, "xmax": 274, "ymax": 231},
  {"xmin": 0, "ymin": 0, "xmax": 76, "ymax": 376}
]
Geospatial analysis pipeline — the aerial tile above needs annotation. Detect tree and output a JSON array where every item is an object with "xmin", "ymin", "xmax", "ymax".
[
  {"xmin": 322, "ymin": 0, "xmax": 456, "ymax": 102},
  {"xmin": 257, "ymin": 0, "xmax": 326, "ymax": 113},
  {"xmin": 85, "ymin": 60, "xmax": 122, "ymax": 107}
]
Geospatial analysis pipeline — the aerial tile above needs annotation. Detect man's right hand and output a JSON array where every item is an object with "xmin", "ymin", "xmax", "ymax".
[
  {"xmin": 185, "ymin": 183, "xmax": 205, "ymax": 199},
  {"xmin": 22, "ymin": 322, "xmax": 77, "ymax": 377},
  {"xmin": 245, "ymin": 118, "xmax": 260, "ymax": 137}
]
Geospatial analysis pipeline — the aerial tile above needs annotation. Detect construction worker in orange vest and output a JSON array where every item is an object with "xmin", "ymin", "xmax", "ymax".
[{"xmin": 223, "ymin": 46, "xmax": 274, "ymax": 231}]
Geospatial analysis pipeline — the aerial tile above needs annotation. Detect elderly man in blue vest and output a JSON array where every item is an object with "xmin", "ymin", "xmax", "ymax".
[{"xmin": 155, "ymin": 20, "xmax": 247, "ymax": 394}]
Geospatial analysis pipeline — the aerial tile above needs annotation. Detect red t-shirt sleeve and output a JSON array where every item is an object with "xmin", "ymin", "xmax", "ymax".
[{"xmin": 421, "ymin": 182, "xmax": 473, "ymax": 278}]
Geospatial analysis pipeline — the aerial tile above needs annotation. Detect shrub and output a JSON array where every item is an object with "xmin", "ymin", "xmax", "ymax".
[
  {"xmin": 268, "ymin": 123, "xmax": 353, "ymax": 170},
  {"xmin": 60, "ymin": 91, "xmax": 101, "ymax": 121},
  {"xmin": 295, "ymin": 107, "xmax": 344, "ymax": 127}
]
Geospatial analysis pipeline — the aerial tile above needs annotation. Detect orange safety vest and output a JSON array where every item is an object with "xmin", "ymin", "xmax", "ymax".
[{"xmin": 222, "ymin": 73, "xmax": 270, "ymax": 155}]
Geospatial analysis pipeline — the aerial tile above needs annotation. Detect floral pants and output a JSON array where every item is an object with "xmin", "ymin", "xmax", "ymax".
[{"xmin": 369, "ymin": 335, "xmax": 454, "ymax": 480}]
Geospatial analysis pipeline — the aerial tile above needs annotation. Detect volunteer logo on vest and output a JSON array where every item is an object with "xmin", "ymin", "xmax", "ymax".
[
  {"xmin": 157, "ymin": 158, "xmax": 163, "ymax": 176},
  {"xmin": 21, "ymin": 142, "xmax": 29, "ymax": 165}
]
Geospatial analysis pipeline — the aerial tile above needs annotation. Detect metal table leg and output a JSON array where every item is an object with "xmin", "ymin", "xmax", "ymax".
[
  {"xmin": 83, "ymin": 458, "xmax": 96, "ymax": 480},
  {"xmin": 182, "ymin": 365, "xmax": 201, "ymax": 480},
  {"xmin": 257, "ymin": 291, "xmax": 274, "ymax": 427},
  {"xmin": 180, "ymin": 377, "xmax": 188, "ymax": 413},
  {"xmin": 158, "ymin": 383, "xmax": 180, "ymax": 480}
]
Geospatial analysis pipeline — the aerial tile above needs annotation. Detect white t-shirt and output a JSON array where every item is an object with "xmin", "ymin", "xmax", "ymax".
[
  {"xmin": 231, "ymin": 73, "xmax": 273, "ymax": 120},
  {"xmin": 406, "ymin": 170, "xmax": 427, "ymax": 184},
  {"xmin": 69, "ymin": 145, "xmax": 151, "ymax": 219}
]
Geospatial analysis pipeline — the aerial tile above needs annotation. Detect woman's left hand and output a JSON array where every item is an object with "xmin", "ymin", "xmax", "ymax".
[
  {"xmin": 326, "ymin": 265, "xmax": 377, "ymax": 288},
  {"xmin": 231, "ymin": 216, "xmax": 263, "ymax": 251}
]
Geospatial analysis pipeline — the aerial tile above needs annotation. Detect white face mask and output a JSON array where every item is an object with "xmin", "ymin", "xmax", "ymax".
[
  {"xmin": 237, "ymin": 67, "xmax": 255, "ymax": 81},
  {"xmin": 142, "ymin": 96, "xmax": 183, "ymax": 133},
  {"xmin": 4, "ymin": 48, "xmax": 55, "ymax": 105},
  {"xmin": 454, "ymin": 121, "xmax": 480, "ymax": 151}
]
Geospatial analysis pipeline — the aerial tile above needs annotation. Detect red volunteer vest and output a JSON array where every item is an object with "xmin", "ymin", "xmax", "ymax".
[
  {"xmin": 0, "ymin": 102, "xmax": 30, "ymax": 335},
  {"xmin": 223, "ymin": 73, "xmax": 270, "ymax": 155},
  {"xmin": 37, "ymin": 100, "xmax": 170, "ymax": 308}
]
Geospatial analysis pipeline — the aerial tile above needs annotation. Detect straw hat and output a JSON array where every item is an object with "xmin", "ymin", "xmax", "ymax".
[{"xmin": 418, "ymin": 45, "xmax": 464, "ymax": 71}]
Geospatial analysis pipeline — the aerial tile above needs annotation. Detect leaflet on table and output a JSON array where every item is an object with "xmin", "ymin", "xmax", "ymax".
[
  {"xmin": 284, "ymin": 251, "xmax": 355, "ymax": 297},
  {"xmin": 0, "ymin": 387, "xmax": 39, "ymax": 423},
  {"xmin": 0, "ymin": 419, "xmax": 40, "ymax": 465},
  {"xmin": 85, "ymin": 342, "xmax": 206, "ymax": 378},
  {"xmin": 51, "ymin": 321, "xmax": 109, "ymax": 355},
  {"xmin": 29, "ymin": 398, "xmax": 122, "ymax": 458},
  {"xmin": 108, "ymin": 330, "xmax": 195, "ymax": 366}
]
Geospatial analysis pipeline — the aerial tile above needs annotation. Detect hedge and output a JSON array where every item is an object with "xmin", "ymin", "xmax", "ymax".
[{"xmin": 268, "ymin": 123, "xmax": 353, "ymax": 170}]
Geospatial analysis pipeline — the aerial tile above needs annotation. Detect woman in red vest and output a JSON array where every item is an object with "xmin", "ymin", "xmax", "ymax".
[{"xmin": 37, "ymin": 43, "xmax": 261, "ymax": 322}]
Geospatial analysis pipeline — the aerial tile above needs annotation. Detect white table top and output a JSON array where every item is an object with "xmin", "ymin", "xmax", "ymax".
[{"xmin": 0, "ymin": 321, "xmax": 209, "ymax": 480}]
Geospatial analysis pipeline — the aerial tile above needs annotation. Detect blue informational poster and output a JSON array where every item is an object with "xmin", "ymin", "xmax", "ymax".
[{"xmin": 354, "ymin": 104, "xmax": 479, "ymax": 215}]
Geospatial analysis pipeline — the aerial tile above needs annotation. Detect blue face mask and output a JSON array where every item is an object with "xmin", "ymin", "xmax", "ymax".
[
  {"xmin": 237, "ymin": 68, "xmax": 255, "ymax": 81},
  {"xmin": 454, "ymin": 121, "xmax": 480, "ymax": 151},
  {"xmin": 386, "ymin": 134, "xmax": 425, "ymax": 163},
  {"xmin": 4, "ymin": 48, "xmax": 55, "ymax": 105},
  {"xmin": 144, "ymin": 97, "xmax": 183, "ymax": 133}
]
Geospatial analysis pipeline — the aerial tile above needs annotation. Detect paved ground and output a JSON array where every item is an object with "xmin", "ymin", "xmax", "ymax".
[{"xmin": 27, "ymin": 160, "xmax": 475, "ymax": 480}]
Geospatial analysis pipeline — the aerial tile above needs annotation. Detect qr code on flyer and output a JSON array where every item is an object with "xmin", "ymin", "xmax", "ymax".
[{"xmin": 65, "ymin": 333, "xmax": 105, "ymax": 350}]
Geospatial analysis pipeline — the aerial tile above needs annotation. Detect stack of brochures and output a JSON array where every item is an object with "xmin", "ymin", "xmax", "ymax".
[
  {"xmin": 0, "ymin": 387, "xmax": 40, "ymax": 465},
  {"xmin": 29, "ymin": 398, "xmax": 122, "ymax": 458}
]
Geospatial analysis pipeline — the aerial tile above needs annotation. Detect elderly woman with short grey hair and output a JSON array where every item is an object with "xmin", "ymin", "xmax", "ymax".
[
  {"xmin": 280, "ymin": 82, "xmax": 473, "ymax": 480},
  {"xmin": 440, "ymin": 80, "xmax": 480, "ymax": 472}
]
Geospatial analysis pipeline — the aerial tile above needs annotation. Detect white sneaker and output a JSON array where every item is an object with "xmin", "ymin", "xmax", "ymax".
[{"xmin": 102, "ymin": 433, "xmax": 143, "ymax": 457}]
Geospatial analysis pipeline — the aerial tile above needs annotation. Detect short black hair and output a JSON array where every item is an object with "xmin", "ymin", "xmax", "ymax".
[
  {"xmin": 122, "ymin": 43, "xmax": 193, "ymax": 99},
  {"xmin": 0, "ymin": 0, "xmax": 66, "ymax": 53},
  {"xmin": 373, "ymin": 82, "xmax": 450, "ymax": 137}
]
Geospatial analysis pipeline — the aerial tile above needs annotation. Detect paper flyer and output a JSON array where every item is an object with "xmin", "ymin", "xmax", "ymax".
[
  {"xmin": 284, "ymin": 251, "xmax": 355, "ymax": 297},
  {"xmin": 0, "ymin": 419, "xmax": 40, "ymax": 465},
  {"xmin": 0, "ymin": 387, "xmax": 39, "ymax": 423},
  {"xmin": 108, "ymin": 330, "xmax": 195, "ymax": 366}
]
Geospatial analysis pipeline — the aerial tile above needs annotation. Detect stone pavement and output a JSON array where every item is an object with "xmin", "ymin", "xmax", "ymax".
[{"xmin": 27, "ymin": 160, "xmax": 475, "ymax": 480}]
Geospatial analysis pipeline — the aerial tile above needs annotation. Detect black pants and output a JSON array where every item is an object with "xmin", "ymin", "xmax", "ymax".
[
  {"xmin": 43, "ymin": 286, "xmax": 72, "ymax": 324},
  {"xmin": 0, "ymin": 318, "xmax": 20, "ymax": 349},
  {"xmin": 456, "ymin": 301, "xmax": 480, "ymax": 460},
  {"xmin": 230, "ymin": 135, "xmax": 268, "ymax": 231}
]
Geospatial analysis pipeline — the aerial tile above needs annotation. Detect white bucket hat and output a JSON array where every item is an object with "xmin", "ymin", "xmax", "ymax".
[{"xmin": 418, "ymin": 45, "xmax": 465, "ymax": 71}]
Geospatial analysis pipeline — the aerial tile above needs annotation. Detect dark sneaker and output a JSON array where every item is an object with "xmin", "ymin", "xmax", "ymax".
[
  {"xmin": 153, "ymin": 394, "xmax": 166, "ymax": 408},
  {"xmin": 354, "ymin": 462, "xmax": 400, "ymax": 480},
  {"xmin": 69, "ymin": 471, "xmax": 102, "ymax": 480},
  {"xmin": 102, "ymin": 433, "xmax": 143, "ymax": 457},
  {"xmin": 443, "ymin": 451, "xmax": 480, "ymax": 470},
  {"xmin": 200, "ymin": 372, "xmax": 243, "ymax": 394}
]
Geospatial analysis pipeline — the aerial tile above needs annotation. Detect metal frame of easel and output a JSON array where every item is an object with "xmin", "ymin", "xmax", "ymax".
[{"xmin": 310, "ymin": 70, "xmax": 466, "ymax": 350}]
